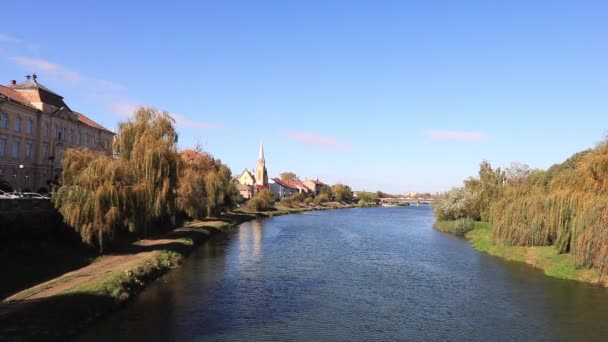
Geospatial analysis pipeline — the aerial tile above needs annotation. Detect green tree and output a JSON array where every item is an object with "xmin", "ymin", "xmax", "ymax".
[
  {"xmin": 332, "ymin": 184, "xmax": 353, "ymax": 201},
  {"xmin": 177, "ymin": 149, "xmax": 238, "ymax": 219},
  {"xmin": 319, "ymin": 185, "xmax": 332, "ymax": 196},
  {"xmin": 477, "ymin": 160, "xmax": 505, "ymax": 221},
  {"xmin": 55, "ymin": 107, "xmax": 181, "ymax": 252},
  {"xmin": 280, "ymin": 172, "xmax": 300, "ymax": 181}
]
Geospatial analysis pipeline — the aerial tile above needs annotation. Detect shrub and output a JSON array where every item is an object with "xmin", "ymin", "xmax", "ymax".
[
  {"xmin": 432, "ymin": 187, "xmax": 478, "ymax": 221},
  {"xmin": 314, "ymin": 193, "xmax": 329, "ymax": 205},
  {"xmin": 453, "ymin": 218, "xmax": 475, "ymax": 236},
  {"xmin": 246, "ymin": 189, "xmax": 276, "ymax": 211},
  {"xmin": 290, "ymin": 192, "xmax": 306, "ymax": 202},
  {"xmin": 280, "ymin": 197, "xmax": 295, "ymax": 208}
]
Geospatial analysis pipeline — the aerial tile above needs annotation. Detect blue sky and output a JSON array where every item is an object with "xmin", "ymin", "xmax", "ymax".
[{"xmin": 1, "ymin": 1, "xmax": 607, "ymax": 193}]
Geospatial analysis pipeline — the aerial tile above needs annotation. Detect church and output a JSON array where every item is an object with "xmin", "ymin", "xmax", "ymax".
[{"xmin": 236, "ymin": 141, "xmax": 268, "ymax": 198}]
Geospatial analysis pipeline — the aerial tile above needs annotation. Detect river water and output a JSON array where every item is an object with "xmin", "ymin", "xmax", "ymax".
[{"xmin": 77, "ymin": 206, "xmax": 608, "ymax": 341}]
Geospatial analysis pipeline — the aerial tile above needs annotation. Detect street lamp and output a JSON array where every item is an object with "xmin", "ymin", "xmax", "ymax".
[
  {"xmin": 18, "ymin": 164, "xmax": 24, "ymax": 193},
  {"xmin": 48, "ymin": 155, "xmax": 55, "ymax": 192}
]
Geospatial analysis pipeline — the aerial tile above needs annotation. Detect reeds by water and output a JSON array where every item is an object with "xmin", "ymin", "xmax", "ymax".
[{"xmin": 489, "ymin": 143, "xmax": 608, "ymax": 273}]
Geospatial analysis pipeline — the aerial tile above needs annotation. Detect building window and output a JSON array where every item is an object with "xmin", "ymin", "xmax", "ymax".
[
  {"xmin": 84, "ymin": 134, "xmax": 88, "ymax": 147},
  {"xmin": 12, "ymin": 140, "xmax": 20, "ymax": 159},
  {"xmin": 77, "ymin": 131, "xmax": 81, "ymax": 145},
  {"xmin": 0, "ymin": 113, "xmax": 7, "ymax": 129},
  {"xmin": 44, "ymin": 122, "xmax": 49, "ymax": 137},
  {"xmin": 25, "ymin": 142, "xmax": 32, "ymax": 160},
  {"xmin": 56, "ymin": 146, "xmax": 64, "ymax": 164},
  {"xmin": 0, "ymin": 138, "xmax": 6, "ymax": 156},
  {"xmin": 70, "ymin": 128, "xmax": 75, "ymax": 144},
  {"xmin": 26, "ymin": 120, "xmax": 33, "ymax": 135},
  {"xmin": 14, "ymin": 117, "xmax": 21, "ymax": 132}
]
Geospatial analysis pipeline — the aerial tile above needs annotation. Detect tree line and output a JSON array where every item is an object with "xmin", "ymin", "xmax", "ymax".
[{"xmin": 433, "ymin": 138, "xmax": 608, "ymax": 274}]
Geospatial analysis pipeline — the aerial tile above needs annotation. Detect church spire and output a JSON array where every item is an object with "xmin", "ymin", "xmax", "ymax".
[
  {"xmin": 258, "ymin": 140, "xmax": 265, "ymax": 161},
  {"xmin": 255, "ymin": 140, "xmax": 268, "ymax": 187}
]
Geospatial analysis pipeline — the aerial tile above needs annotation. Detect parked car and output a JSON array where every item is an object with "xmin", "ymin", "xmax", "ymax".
[
  {"xmin": 21, "ymin": 192, "xmax": 49, "ymax": 199},
  {"xmin": 0, "ymin": 190, "xmax": 11, "ymax": 199},
  {"xmin": 3, "ymin": 191, "xmax": 22, "ymax": 199}
]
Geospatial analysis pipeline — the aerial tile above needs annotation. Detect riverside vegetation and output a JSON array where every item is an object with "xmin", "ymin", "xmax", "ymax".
[{"xmin": 433, "ymin": 137, "xmax": 608, "ymax": 285}]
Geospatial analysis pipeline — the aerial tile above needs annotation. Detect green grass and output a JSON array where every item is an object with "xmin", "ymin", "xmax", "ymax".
[{"xmin": 438, "ymin": 220, "xmax": 607, "ymax": 285}]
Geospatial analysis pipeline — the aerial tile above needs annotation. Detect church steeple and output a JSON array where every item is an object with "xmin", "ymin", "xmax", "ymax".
[
  {"xmin": 258, "ymin": 140, "xmax": 265, "ymax": 161},
  {"xmin": 255, "ymin": 140, "xmax": 268, "ymax": 187}
]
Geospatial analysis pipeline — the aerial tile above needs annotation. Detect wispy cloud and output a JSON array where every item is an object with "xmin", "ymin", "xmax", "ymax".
[
  {"xmin": 9, "ymin": 55, "xmax": 132, "ymax": 118},
  {"xmin": 7, "ymin": 54, "xmax": 219, "ymax": 131},
  {"xmin": 10, "ymin": 56, "xmax": 126, "ymax": 91},
  {"xmin": 172, "ymin": 113, "xmax": 224, "ymax": 130},
  {"xmin": 108, "ymin": 100, "xmax": 139, "ymax": 118},
  {"xmin": 281, "ymin": 131, "xmax": 353, "ymax": 151},
  {"xmin": 0, "ymin": 33, "xmax": 21, "ymax": 44},
  {"xmin": 0, "ymin": 33, "xmax": 39, "ymax": 53},
  {"xmin": 424, "ymin": 130, "xmax": 487, "ymax": 141}
]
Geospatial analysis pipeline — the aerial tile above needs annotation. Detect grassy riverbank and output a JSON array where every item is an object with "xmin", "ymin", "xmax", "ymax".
[
  {"xmin": 435, "ymin": 220, "xmax": 608, "ymax": 286},
  {"xmin": 0, "ymin": 219, "xmax": 235, "ymax": 341}
]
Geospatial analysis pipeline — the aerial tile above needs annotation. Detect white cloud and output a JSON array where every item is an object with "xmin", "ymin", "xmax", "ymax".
[
  {"xmin": 424, "ymin": 130, "xmax": 487, "ymax": 142},
  {"xmin": 172, "ymin": 113, "xmax": 223, "ymax": 130},
  {"xmin": 281, "ymin": 131, "xmax": 353, "ymax": 151}
]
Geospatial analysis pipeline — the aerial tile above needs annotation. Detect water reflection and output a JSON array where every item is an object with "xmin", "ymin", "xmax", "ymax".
[{"xmin": 237, "ymin": 220, "xmax": 263, "ymax": 264}]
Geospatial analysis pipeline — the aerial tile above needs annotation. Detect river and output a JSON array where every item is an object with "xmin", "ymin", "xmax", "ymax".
[{"xmin": 77, "ymin": 206, "xmax": 608, "ymax": 341}]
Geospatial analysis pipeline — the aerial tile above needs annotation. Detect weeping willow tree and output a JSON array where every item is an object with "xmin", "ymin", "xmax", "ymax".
[
  {"xmin": 54, "ymin": 149, "xmax": 132, "ymax": 252},
  {"xmin": 490, "ymin": 140, "xmax": 608, "ymax": 273},
  {"xmin": 177, "ymin": 149, "xmax": 238, "ymax": 219},
  {"xmin": 113, "ymin": 107, "xmax": 180, "ymax": 237},
  {"xmin": 54, "ymin": 107, "xmax": 180, "ymax": 252},
  {"xmin": 490, "ymin": 170, "xmax": 553, "ymax": 247}
]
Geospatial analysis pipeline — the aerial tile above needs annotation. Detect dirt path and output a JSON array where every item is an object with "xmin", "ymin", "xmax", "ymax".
[
  {"xmin": 2, "ymin": 222, "xmax": 219, "ymax": 304},
  {"xmin": 2, "ymin": 238, "xmax": 178, "ymax": 303}
]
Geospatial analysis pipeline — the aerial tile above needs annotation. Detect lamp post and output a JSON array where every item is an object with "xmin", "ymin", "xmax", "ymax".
[
  {"xmin": 18, "ymin": 164, "xmax": 24, "ymax": 193},
  {"xmin": 48, "ymin": 155, "xmax": 55, "ymax": 192}
]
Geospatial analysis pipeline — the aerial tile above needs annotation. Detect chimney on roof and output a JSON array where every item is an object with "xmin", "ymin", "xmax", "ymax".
[{"xmin": 10, "ymin": 80, "xmax": 16, "ymax": 85}]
